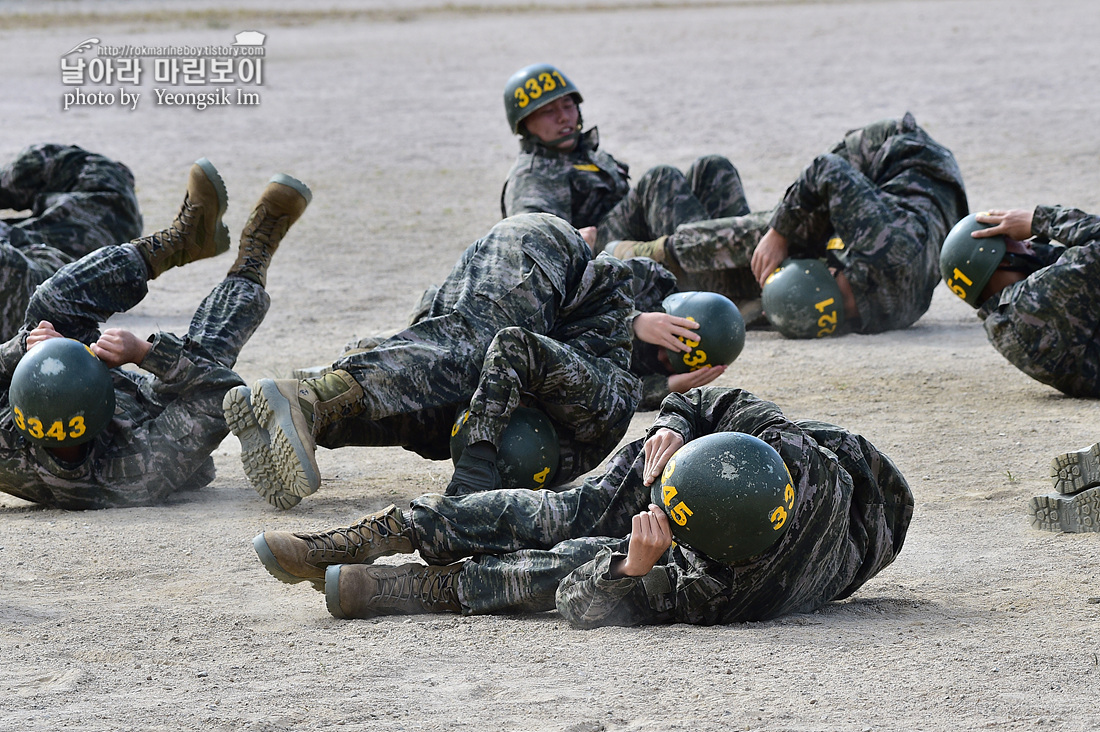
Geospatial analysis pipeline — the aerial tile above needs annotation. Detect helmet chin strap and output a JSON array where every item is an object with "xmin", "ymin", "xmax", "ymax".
[{"xmin": 539, "ymin": 128, "xmax": 582, "ymax": 148}]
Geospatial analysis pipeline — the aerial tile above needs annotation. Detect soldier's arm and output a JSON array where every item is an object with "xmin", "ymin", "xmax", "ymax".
[
  {"xmin": 0, "ymin": 331, "xmax": 27, "ymax": 386},
  {"xmin": 649, "ymin": 387, "xmax": 788, "ymax": 446},
  {"xmin": 1032, "ymin": 205, "xmax": 1100, "ymax": 247},
  {"xmin": 502, "ymin": 158, "xmax": 574, "ymax": 221}
]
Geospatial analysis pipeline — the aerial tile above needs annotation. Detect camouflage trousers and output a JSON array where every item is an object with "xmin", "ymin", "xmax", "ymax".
[
  {"xmin": 0, "ymin": 244, "xmax": 270, "ymax": 509},
  {"xmin": 595, "ymin": 155, "xmax": 749, "ymax": 248},
  {"xmin": 409, "ymin": 436, "xmax": 648, "ymax": 614},
  {"xmin": 663, "ymin": 209, "xmax": 774, "ymax": 303},
  {"xmin": 0, "ymin": 144, "xmax": 142, "ymax": 341}
]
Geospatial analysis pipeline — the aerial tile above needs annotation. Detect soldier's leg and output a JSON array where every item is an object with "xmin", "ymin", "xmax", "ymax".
[
  {"xmin": 683, "ymin": 155, "xmax": 750, "ymax": 219},
  {"xmin": 662, "ymin": 209, "xmax": 774, "ymax": 274},
  {"xmin": 596, "ymin": 165, "xmax": 709, "ymax": 247},
  {"xmin": 0, "ymin": 143, "xmax": 142, "ymax": 260},
  {"xmin": 0, "ymin": 241, "xmax": 72, "ymax": 340}
]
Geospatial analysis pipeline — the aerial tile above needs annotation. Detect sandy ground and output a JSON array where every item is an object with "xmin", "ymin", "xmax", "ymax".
[{"xmin": 2, "ymin": 0, "xmax": 1100, "ymax": 730}]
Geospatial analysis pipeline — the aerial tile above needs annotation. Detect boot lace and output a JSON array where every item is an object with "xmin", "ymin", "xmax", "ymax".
[
  {"xmin": 378, "ymin": 566, "xmax": 458, "ymax": 610},
  {"xmin": 298, "ymin": 511, "xmax": 404, "ymax": 561}
]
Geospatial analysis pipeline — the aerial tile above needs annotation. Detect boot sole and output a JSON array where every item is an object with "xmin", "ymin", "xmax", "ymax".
[
  {"xmin": 1050, "ymin": 442, "xmax": 1100, "ymax": 494},
  {"xmin": 253, "ymin": 532, "xmax": 325, "ymax": 591},
  {"xmin": 223, "ymin": 385, "xmax": 302, "ymax": 509},
  {"xmin": 269, "ymin": 173, "xmax": 313, "ymax": 205},
  {"xmin": 194, "ymin": 157, "xmax": 232, "ymax": 258},
  {"xmin": 1028, "ymin": 488, "xmax": 1100, "ymax": 532},
  {"xmin": 252, "ymin": 379, "xmax": 322, "ymax": 499}
]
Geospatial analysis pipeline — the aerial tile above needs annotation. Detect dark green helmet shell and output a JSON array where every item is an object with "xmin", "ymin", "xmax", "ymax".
[
  {"xmin": 451, "ymin": 406, "xmax": 560, "ymax": 490},
  {"xmin": 761, "ymin": 258, "xmax": 845, "ymax": 338},
  {"xmin": 940, "ymin": 213, "xmax": 1006, "ymax": 308},
  {"xmin": 504, "ymin": 63, "xmax": 583, "ymax": 135},
  {"xmin": 650, "ymin": 431, "xmax": 795, "ymax": 564},
  {"xmin": 661, "ymin": 291, "xmax": 746, "ymax": 374},
  {"xmin": 9, "ymin": 338, "xmax": 115, "ymax": 447}
]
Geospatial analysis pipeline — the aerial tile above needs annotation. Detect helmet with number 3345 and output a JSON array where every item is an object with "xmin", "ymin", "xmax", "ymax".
[
  {"xmin": 503, "ymin": 63, "xmax": 583, "ymax": 136},
  {"xmin": 650, "ymin": 431, "xmax": 795, "ymax": 564},
  {"xmin": 9, "ymin": 337, "xmax": 115, "ymax": 448}
]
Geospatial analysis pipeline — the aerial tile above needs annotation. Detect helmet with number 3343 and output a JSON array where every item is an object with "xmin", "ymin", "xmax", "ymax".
[
  {"xmin": 9, "ymin": 337, "xmax": 115, "ymax": 448},
  {"xmin": 650, "ymin": 431, "xmax": 795, "ymax": 564},
  {"xmin": 503, "ymin": 63, "xmax": 583, "ymax": 136}
]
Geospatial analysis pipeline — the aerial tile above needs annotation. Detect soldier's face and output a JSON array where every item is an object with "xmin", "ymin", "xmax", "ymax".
[{"xmin": 523, "ymin": 96, "xmax": 580, "ymax": 150}]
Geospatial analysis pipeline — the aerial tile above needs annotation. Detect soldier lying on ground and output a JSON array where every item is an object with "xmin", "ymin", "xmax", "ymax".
[
  {"xmin": 224, "ymin": 213, "xmax": 643, "ymax": 510},
  {"xmin": 0, "ymin": 144, "xmax": 142, "ymax": 341},
  {"xmin": 610, "ymin": 113, "xmax": 969, "ymax": 336},
  {"xmin": 0, "ymin": 159, "xmax": 310, "ymax": 509},
  {"xmin": 250, "ymin": 386, "xmax": 913, "ymax": 627}
]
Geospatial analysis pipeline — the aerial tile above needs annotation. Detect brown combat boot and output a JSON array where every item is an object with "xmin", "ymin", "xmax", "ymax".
[
  {"xmin": 133, "ymin": 158, "xmax": 230, "ymax": 278},
  {"xmin": 223, "ymin": 370, "xmax": 365, "ymax": 507},
  {"xmin": 325, "ymin": 562, "xmax": 463, "ymax": 619},
  {"xmin": 252, "ymin": 505, "xmax": 415, "ymax": 590},
  {"xmin": 227, "ymin": 173, "xmax": 312, "ymax": 287}
]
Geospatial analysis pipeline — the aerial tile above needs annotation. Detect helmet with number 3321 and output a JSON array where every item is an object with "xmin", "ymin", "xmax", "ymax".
[
  {"xmin": 9, "ymin": 337, "xmax": 115, "ymax": 448},
  {"xmin": 650, "ymin": 431, "xmax": 795, "ymax": 564},
  {"xmin": 504, "ymin": 63, "xmax": 583, "ymax": 135},
  {"xmin": 761, "ymin": 258, "xmax": 846, "ymax": 339}
]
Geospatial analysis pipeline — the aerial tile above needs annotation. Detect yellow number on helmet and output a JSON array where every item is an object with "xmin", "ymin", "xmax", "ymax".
[
  {"xmin": 538, "ymin": 72, "xmax": 557, "ymax": 93},
  {"xmin": 69, "ymin": 415, "xmax": 86, "ymax": 439},
  {"xmin": 13, "ymin": 405, "xmax": 25, "ymax": 431},
  {"xmin": 769, "ymin": 505, "xmax": 788, "ymax": 530},
  {"xmin": 46, "ymin": 420, "xmax": 67, "ymax": 441},
  {"xmin": 533, "ymin": 466, "xmax": 551, "ymax": 486},
  {"xmin": 514, "ymin": 87, "xmax": 530, "ymax": 109},
  {"xmin": 661, "ymin": 483, "xmax": 678, "ymax": 507},
  {"xmin": 524, "ymin": 78, "xmax": 542, "ymax": 100}
]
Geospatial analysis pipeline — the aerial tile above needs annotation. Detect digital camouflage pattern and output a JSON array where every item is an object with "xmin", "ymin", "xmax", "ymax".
[
  {"xmin": 403, "ymin": 387, "xmax": 913, "ymax": 625},
  {"xmin": 312, "ymin": 213, "xmax": 640, "ymax": 484},
  {"xmin": 978, "ymin": 204, "xmax": 1100, "ymax": 398},
  {"xmin": 666, "ymin": 113, "xmax": 969, "ymax": 333},
  {"xmin": 0, "ymin": 144, "xmax": 143, "ymax": 341},
  {"xmin": 501, "ymin": 128, "xmax": 747, "ymax": 249},
  {"xmin": 0, "ymin": 244, "xmax": 269, "ymax": 509}
]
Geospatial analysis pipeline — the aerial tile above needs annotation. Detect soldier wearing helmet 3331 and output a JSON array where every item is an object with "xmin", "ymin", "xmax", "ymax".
[{"xmin": 250, "ymin": 386, "xmax": 913, "ymax": 627}]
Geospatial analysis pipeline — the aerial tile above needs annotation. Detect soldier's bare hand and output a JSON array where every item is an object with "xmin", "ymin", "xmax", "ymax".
[
  {"xmin": 632, "ymin": 312, "xmax": 700, "ymax": 352},
  {"xmin": 25, "ymin": 321, "xmax": 63, "ymax": 351},
  {"xmin": 668, "ymin": 364, "xmax": 726, "ymax": 393},
  {"xmin": 578, "ymin": 226, "xmax": 599, "ymax": 252},
  {"xmin": 91, "ymin": 328, "xmax": 151, "ymax": 368},
  {"xmin": 974, "ymin": 209, "xmax": 1034, "ymax": 241},
  {"xmin": 611, "ymin": 506, "xmax": 675, "ymax": 578},
  {"xmin": 643, "ymin": 427, "xmax": 685, "ymax": 486},
  {"xmin": 751, "ymin": 228, "xmax": 789, "ymax": 287}
]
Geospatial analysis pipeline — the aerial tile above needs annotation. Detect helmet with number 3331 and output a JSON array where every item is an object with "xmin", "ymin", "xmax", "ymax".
[
  {"xmin": 503, "ymin": 63, "xmax": 583, "ymax": 136},
  {"xmin": 9, "ymin": 337, "xmax": 115, "ymax": 448},
  {"xmin": 650, "ymin": 431, "xmax": 795, "ymax": 564}
]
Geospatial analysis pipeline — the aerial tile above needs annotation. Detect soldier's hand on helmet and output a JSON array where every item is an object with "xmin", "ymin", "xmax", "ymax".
[
  {"xmin": 632, "ymin": 312, "xmax": 700, "ymax": 352},
  {"xmin": 25, "ymin": 321, "xmax": 63, "ymax": 351},
  {"xmin": 91, "ymin": 328, "xmax": 152, "ymax": 368},
  {"xmin": 643, "ymin": 427, "xmax": 685, "ymax": 486},
  {"xmin": 611, "ymin": 506, "xmax": 675, "ymax": 578},
  {"xmin": 668, "ymin": 364, "xmax": 726, "ymax": 393},
  {"xmin": 974, "ymin": 209, "xmax": 1034, "ymax": 241},
  {"xmin": 751, "ymin": 228, "xmax": 790, "ymax": 288}
]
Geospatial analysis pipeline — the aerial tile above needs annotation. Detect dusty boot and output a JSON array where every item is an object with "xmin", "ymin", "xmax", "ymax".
[
  {"xmin": 252, "ymin": 504, "xmax": 415, "ymax": 591},
  {"xmin": 227, "ymin": 173, "xmax": 312, "ymax": 287},
  {"xmin": 1028, "ymin": 487, "xmax": 1100, "ymax": 533},
  {"xmin": 1050, "ymin": 442, "xmax": 1100, "ymax": 495},
  {"xmin": 604, "ymin": 236, "xmax": 669, "ymax": 263},
  {"xmin": 133, "ymin": 158, "xmax": 230, "ymax": 278},
  {"xmin": 325, "ymin": 562, "xmax": 463, "ymax": 619},
  {"xmin": 223, "ymin": 370, "xmax": 365, "ymax": 506}
]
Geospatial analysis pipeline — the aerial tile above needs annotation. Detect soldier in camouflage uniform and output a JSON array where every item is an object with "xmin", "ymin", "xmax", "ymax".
[
  {"xmin": 225, "ymin": 213, "xmax": 642, "ymax": 510},
  {"xmin": 0, "ymin": 159, "xmax": 311, "ymax": 509},
  {"xmin": 251, "ymin": 386, "xmax": 913, "ymax": 626},
  {"xmin": 0, "ymin": 144, "xmax": 143, "ymax": 341},
  {"xmin": 500, "ymin": 63, "xmax": 749, "ymax": 251},
  {"xmin": 615, "ymin": 113, "xmax": 969, "ymax": 334}
]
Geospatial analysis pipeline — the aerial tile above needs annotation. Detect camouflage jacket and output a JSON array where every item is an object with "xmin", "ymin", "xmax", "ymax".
[
  {"xmin": 623, "ymin": 258, "xmax": 680, "ymax": 411},
  {"xmin": 0, "ymin": 331, "xmax": 242, "ymax": 509},
  {"xmin": 978, "ymin": 204, "xmax": 1100, "ymax": 398},
  {"xmin": 555, "ymin": 387, "xmax": 914, "ymax": 627},
  {"xmin": 501, "ymin": 128, "xmax": 630, "ymax": 229}
]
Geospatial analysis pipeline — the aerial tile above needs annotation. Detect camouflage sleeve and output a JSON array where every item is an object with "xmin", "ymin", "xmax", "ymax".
[
  {"xmin": 555, "ymin": 548, "xmax": 659, "ymax": 628},
  {"xmin": 637, "ymin": 374, "xmax": 671, "ymax": 412},
  {"xmin": 503, "ymin": 155, "xmax": 574, "ymax": 221},
  {"xmin": 554, "ymin": 254, "xmax": 637, "ymax": 367},
  {"xmin": 1031, "ymin": 205, "xmax": 1100, "ymax": 247},
  {"xmin": 0, "ymin": 332, "xmax": 26, "ymax": 385},
  {"xmin": 648, "ymin": 387, "xmax": 788, "ymax": 444}
]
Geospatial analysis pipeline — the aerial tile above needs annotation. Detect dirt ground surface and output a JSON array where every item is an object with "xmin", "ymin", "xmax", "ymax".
[{"xmin": 2, "ymin": 1, "xmax": 1100, "ymax": 730}]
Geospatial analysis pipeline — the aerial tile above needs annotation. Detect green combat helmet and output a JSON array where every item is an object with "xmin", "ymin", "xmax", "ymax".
[
  {"xmin": 9, "ymin": 338, "xmax": 115, "ymax": 447},
  {"xmin": 650, "ymin": 432, "xmax": 796, "ymax": 564},
  {"xmin": 761, "ymin": 258, "xmax": 845, "ymax": 338},
  {"xmin": 504, "ymin": 63, "xmax": 583, "ymax": 136},
  {"xmin": 450, "ymin": 406, "xmax": 560, "ymax": 490},
  {"xmin": 940, "ymin": 213, "xmax": 1006, "ymax": 307},
  {"xmin": 661, "ymin": 291, "xmax": 746, "ymax": 374}
]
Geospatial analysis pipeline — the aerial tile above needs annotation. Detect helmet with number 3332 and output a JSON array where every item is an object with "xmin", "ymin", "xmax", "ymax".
[
  {"xmin": 503, "ymin": 63, "xmax": 583, "ymax": 136},
  {"xmin": 650, "ymin": 431, "xmax": 795, "ymax": 564},
  {"xmin": 9, "ymin": 337, "xmax": 115, "ymax": 448}
]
